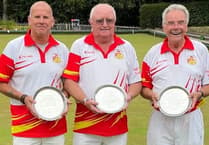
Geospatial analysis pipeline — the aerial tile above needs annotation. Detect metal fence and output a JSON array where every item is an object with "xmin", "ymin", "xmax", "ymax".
[
  {"xmin": 0, "ymin": 23, "xmax": 143, "ymax": 34},
  {"xmin": 53, "ymin": 23, "xmax": 141, "ymax": 33}
]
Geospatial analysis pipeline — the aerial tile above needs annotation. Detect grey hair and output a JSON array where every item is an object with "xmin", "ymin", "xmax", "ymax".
[
  {"xmin": 89, "ymin": 3, "xmax": 116, "ymax": 20},
  {"xmin": 162, "ymin": 4, "xmax": 189, "ymax": 25}
]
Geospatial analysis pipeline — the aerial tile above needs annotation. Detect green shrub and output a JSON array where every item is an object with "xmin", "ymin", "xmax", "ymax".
[
  {"xmin": 0, "ymin": 20, "xmax": 16, "ymax": 30},
  {"xmin": 140, "ymin": 3, "xmax": 169, "ymax": 28},
  {"xmin": 140, "ymin": 1, "xmax": 209, "ymax": 28},
  {"xmin": 186, "ymin": 2, "xmax": 209, "ymax": 26}
]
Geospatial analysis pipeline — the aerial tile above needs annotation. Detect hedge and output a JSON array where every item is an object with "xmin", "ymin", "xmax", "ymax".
[{"xmin": 140, "ymin": 1, "xmax": 209, "ymax": 28}]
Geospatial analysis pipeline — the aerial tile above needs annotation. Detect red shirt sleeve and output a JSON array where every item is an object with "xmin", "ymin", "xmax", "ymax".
[
  {"xmin": 0, "ymin": 54, "xmax": 14, "ymax": 82},
  {"xmin": 141, "ymin": 61, "xmax": 153, "ymax": 89},
  {"xmin": 62, "ymin": 53, "xmax": 81, "ymax": 82}
]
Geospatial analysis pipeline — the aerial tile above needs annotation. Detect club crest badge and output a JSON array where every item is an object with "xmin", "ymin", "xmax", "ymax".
[
  {"xmin": 187, "ymin": 56, "xmax": 196, "ymax": 65},
  {"xmin": 53, "ymin": 54, "xmax": 61, "ymax": 63},
  {"xmin": 115, "ymin": 50, "xmax": 124, "ymax": 59}
]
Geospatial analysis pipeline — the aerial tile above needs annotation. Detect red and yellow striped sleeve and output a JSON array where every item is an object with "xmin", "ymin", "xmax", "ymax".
[
  {"xmin": 0, "ymin": 54, "xmax": 14, "ymax": 82},
  {"xmin": 62, "ymin": 53, "xmax": 81, "ymax": 82},
  {"xmin": 141, "ymin": 61, "xmax": 153, "ymax": 89}
]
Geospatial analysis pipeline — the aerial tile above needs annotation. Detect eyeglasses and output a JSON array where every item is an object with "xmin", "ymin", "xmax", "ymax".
[
  {"xmin": 95, "ymin": 18, "xmax": 115, "ymax": 25},
  {"xmin": 165, "ymin": 20, "xmax": 186, "ymax": 26}
]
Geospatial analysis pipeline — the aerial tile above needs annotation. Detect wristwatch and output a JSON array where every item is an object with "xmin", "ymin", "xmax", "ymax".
[{"xmin": 20, "ymin": 94, "xmax": 28, "ymax": 104}]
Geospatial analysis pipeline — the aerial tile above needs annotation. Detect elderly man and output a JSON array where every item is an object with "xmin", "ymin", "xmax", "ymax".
[
  {"xmin": 0, "ymin": 1, "xmax": 69, "ymax": 145},
  {"xmin": 62, "ymin": 3, "xmax": 141, "ymax": 145},
  {"xmin": 141, "ymin": 4, "xmax": 209, "ymax": 145}
]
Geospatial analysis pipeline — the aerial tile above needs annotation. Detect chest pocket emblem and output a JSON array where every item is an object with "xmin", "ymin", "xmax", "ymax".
[
  {"xmin": 115, "ymin": 50, "xmax": 124, "ymax": 59},
  {"xmin": 187, "ymin": 56, "xmax": 196, "ymax": 65},
  {"xmin": 53, "ymin": 54, "xmax": 61, "ymax": 63}
]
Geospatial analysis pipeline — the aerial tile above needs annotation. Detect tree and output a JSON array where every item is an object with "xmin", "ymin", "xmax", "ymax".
[{"xmin": 3, "ymin": 0, "xmax": 8, "ymax": 20}]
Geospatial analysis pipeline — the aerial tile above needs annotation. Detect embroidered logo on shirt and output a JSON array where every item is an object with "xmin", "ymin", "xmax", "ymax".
[
  {"xmin": 115, "ymin": 50, "xmax": 124, "ymax": 59},
  {"xmin": 187, "ymin": 56, "xmax": 196, "ymax": 65},
  {"xmin": 53, "ymin": 54, "xmax": 61, "ymax": 63},
  {"xmin": 84, "ymin": 50, "xmax": 95, "ymax": 54},
  {"xmin": 18, "ymin": 55, "xmax": 33, "ymax": 59}
]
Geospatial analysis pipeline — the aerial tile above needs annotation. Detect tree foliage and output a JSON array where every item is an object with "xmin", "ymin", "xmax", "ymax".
[
  {"xmin": 1, "ymin": 0, "xmax": 208, "ymax": 26},
  {"xmin": 140, "ymin": 1, "xmax": 209, "ymax": 28},
  {"xmin": 2, "ymin": 0, "xmax": 141, "ymax": 26}
]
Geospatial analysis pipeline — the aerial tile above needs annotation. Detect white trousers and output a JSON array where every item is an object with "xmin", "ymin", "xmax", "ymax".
[
  {"xmin": 147, "ymin": 109, "xmax": 204, "ymax": 145},
  {"xmin": 13, "ymin": 134, "xmax": 64, "ymax": 145},
  {"xmin": 73, "ymin": 132, "xmax": 127, "ymax": 145}
]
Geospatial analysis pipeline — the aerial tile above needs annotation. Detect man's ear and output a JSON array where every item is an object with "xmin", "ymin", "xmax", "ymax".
[
  {"xmin": 28, "ymin": 16, "xmax": 31, "ymax": 26},
  {"xmin": 52, "ymin": 17, "xmax": 55, "ymax": 27},
  {"xmin": 88, "ymin": 19, "xmax": 92, "ymax": 25}
]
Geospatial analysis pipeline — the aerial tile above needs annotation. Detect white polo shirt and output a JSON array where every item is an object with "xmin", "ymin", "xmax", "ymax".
[
  {"xmin": 142, "ymin": 36, "xmax": 209, "ymax": 109},
  {"xmin": 0, "ymin": 31, "xmax": 69, "ymax": 105},
  {"xmin": 0, "ymin": 30, "xmax": 69, "ymax": 137},
  {"xmin": 63, "ymin": 33, "xmax": 141, "ymax": 136}
]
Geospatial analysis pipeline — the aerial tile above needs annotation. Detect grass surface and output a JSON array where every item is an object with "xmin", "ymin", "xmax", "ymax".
[{"xmin": 0, "ymin": 33, "xmax": 208, "ymax": 145}]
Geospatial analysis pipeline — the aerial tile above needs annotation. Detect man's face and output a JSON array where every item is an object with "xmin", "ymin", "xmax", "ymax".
[
  {"xmin": 28, "ymin": 4, "xmax": 54, "ymax": 36},
  {"xmin": 90, "ymin": 6, "xmax": 116, "ymax": 40},
  {"xmin": 163, "ymin": 10, "xmax": 188, "ymax": 42}
]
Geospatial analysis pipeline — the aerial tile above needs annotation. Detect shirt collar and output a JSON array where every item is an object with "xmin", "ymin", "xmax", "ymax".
[
  {"xmin": 24, "ymin": 29, "xmax": 59, "ymax": 47},
  {"xmin": 161, "ymin": 35, "xmax": 194, "ymax": 54},
  {"xmin": 84, "ymin": 33, "xmax": 125, "ymax": 46}
]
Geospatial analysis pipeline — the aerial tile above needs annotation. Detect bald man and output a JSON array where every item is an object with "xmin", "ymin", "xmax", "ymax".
[{"xmin": 0, "ymin": 1, "xmax": 69, "ymax": 145}]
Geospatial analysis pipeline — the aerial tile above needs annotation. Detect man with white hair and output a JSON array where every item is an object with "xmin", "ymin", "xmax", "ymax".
[
  {"xmin": 141, "ymin": 4, "xmax": 209, "ymax": 145},
  {"xmin": 63, "ymin": 3, "xmax": 141, "ymax": 145}
]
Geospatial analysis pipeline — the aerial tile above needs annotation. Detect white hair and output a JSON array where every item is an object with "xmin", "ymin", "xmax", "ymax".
[
  {"xmin": 89, "ymin": 3, "xmax": 116, "ymax": 20},
  {"xmin": 162, "ymin": 4, "xmax": 189, "ymax": 25}
]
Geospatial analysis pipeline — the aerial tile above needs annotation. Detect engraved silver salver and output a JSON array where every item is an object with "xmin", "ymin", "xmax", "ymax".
[
  {"xmin": 94, "ymin": 84, "xmax": 127, "ymax": 114},
  {"xmin": 33, "ymin": 87, "xmax": 67, "ymax": 121},
  {"xmin": 159, "ymin": 86, "xmax": 191, "ymax": 117}
]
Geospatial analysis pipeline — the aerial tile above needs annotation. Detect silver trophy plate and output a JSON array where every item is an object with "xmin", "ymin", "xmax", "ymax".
[
  {"xmin": 159, "ymin": 86, "xmax": 191, "ymax": 117},
  {"xmin": 33, "ymin": 87, "xmax": 66, "ymax": 121},
  {"xmin": 94, "ymin": 84, "xmax": 127, "ymax": 114}
]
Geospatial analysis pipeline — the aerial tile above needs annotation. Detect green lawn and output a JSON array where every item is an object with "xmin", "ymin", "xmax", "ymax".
[{"xmin": 0, "ymin": 33, "xmax": 208, "ymax": 145}]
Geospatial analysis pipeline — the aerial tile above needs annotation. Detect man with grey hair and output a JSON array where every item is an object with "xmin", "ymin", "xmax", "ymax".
[
  {"xmin": 0, "ymin": 1, "xmax": 69, "ymax": 145},
  {"xmin": 141, "ymin": 4, "xmax": 209, "ymax": 145},
  {"xmin": 63, "ymin": 3, "xmax": 141, "ymax": 145}
]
